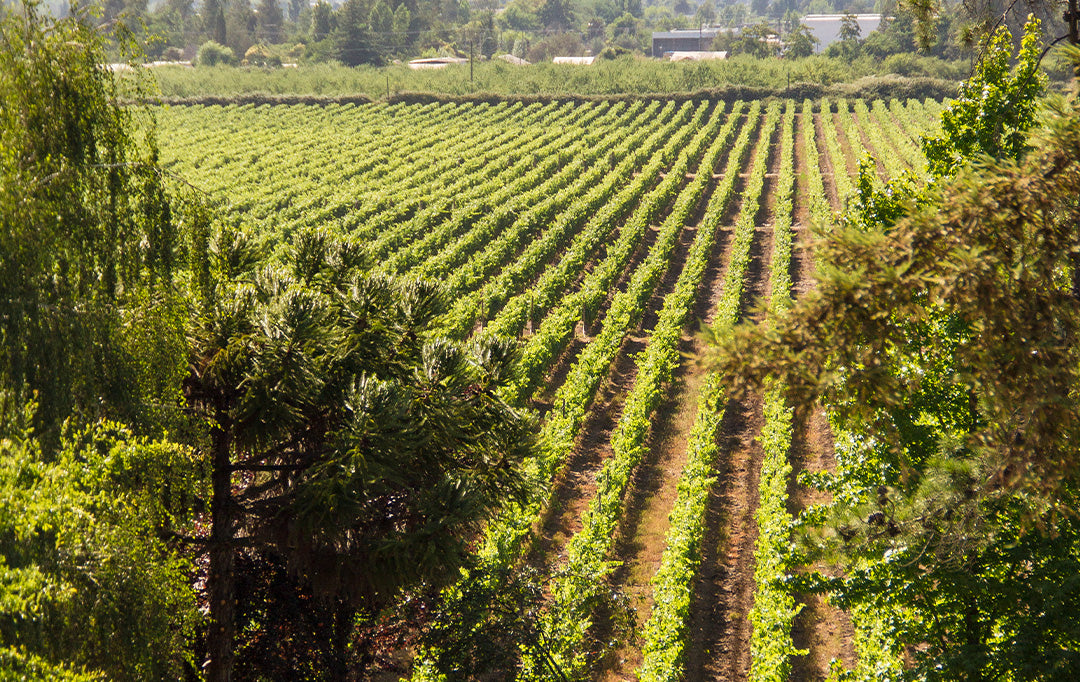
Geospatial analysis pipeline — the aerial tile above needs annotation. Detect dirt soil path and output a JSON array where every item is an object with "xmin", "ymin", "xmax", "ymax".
[
  {"xmin": 526, "ymin": 198, "xmax": 706, "ymax": 577},
  {"xmin": 787, "ymin": 109, "xmax": 857, "ymax": 680},
  {"xmin": 788, "ymin": 408, "xmax": 857, "ymax": 681},
  {"xmin": 683, "ymin": 118, "xmax": 780, "ymax": 681}
]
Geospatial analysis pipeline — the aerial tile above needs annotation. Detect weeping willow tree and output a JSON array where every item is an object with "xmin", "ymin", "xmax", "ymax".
[
  {"xmin": 0, "ymin": 2, "xmax": 208, "ymax": 679},
  {"xmin": 0, "ymin": 0, "xmax": 190, "ymax": 441}
]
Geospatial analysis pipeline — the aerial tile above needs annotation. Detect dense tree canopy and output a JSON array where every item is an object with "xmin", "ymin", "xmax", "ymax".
[
  {"xmin": 188, "ymin": 227, "xmax": 535, "ymax": 678},
  {"xmin": 0, "ymin": 0, "xmax": 189, "ymax": 440}
]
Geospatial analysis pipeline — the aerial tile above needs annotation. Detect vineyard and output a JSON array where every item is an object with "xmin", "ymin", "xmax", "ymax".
[{"xmin": 158, "ymin": 97, "xmax": 940, "ymax": 680}]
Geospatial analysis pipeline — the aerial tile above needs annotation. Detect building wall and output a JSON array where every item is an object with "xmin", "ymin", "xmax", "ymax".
[
  {"xmin": 802, "ymin": 14, "xmax": 883, "ymax": 53},
  {"xmin": 651, "ymin": 30, "xmax": 719, "ymax": 58}
]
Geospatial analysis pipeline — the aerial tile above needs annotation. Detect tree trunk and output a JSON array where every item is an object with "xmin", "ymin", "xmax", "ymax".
[
  {"xmin": 963, "ymin": 594, "xmax": 984, "ymax": 682},
  {"xmin": 331, "ymin": 602, "xmax": 356, "ymax": 681},
  {"xmin": 205, "ymin": 417, "xmax": 237, "ymax": 682}
]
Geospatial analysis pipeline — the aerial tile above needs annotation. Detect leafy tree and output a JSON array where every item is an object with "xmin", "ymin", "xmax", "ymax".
[
  {"xmin": 197, "ymin": 39, "xmax": 238, "ymax": 64},
  {"xmin": 824, "ymin": 11, "xmax": 861, "ymax": 59},
  {"xmin": 783, "ymin": 22, "xmax": 818, "ymax": 57},
  {"xmin": 714, "ymin": 17, "xmax": 1080, "ymax": 679},
  {"xmin": 185, "ymin": 229, "xmax": 535, "ymax": 680},
  {"xmin": 100, "ymin": 0, "xmax": 149, "ymax": 27},
  {"xmin": 225, "ymin": 0, "xmax": 257, "ymax": 60},
  {"xmin": 923, "ymin": 18, "xmax": 1046, "ymax": 177},
  {"xmin": 539, "ymin": 0, "xmax": 574, "ymax": 32},
  {"xmin": 607, "ymin": 11, "xmax": 643, "ymax": 51},
  {"xmin": 0, "ymin": 0, "xmax": 189, "ymax": 442},
  {"xmin": 696, "ymin": 0, "xmax": 717, "ymax": 25},
  {"xmin": 0, "ymin": 4, "xmax": 210, "ymax": 679},
  {"xmin": 287, "ymin": 0, "xmax": 304, "ymax": 22},
  {"xmin": 368, "ymin": 0, "xmax": 393, "ymax": 58},
  {"xmin": 392, "ymin": 3, "xmax": 412, "ymax": 50},
  {"xmin": 203, "ymin": 0, "xmax": 228, "ymax": 44},
  {"xmin": 310, "ymin": 0, "xmax": 335, "ymax": 41},
  {"xmin": 0, "ymin": 414, "xmax": 203, "ymax": 680},
  {"xmin": 732, "ymin": 20, "xmax": 780, "ymax": 57},
  {"xmin": 861, "ymin": 6, "xmax": 918, "ymax": 58},
  {"xmin": 839, "ymin": 11, "xmax": 860, "ymax": 41},
  {"xmin": 769, "ymin": 0, "xmax": 795, "ymax": 19},
  {"xmin": 334, "ymin": 0, "xmax": 380, "ymax": 65},
  {"xmin": 499, "ymin": 0, "xmax": 541, "ymax": 33}
]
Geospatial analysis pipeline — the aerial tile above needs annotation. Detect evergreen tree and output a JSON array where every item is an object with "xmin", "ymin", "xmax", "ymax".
[
  {"xmin": 539, "ymin": 0, "xmax": 574, "ymax": 32},
  {"xmin": 368, "ymin": 0, "xmax": 392, "ymax": 58},
  {"xmin": 186, "ymin": 229, "xmax": 534, "ymax": 680},
  {"xmin": 392, "ymin": 2, "xmax": 411, "ymax": 50},
  {"xmin": 203, "ymin": 0, "xmax": 227, "ymax": 44},
  {"xmin": 255, "ymin": 0, "xmax": 283, "ymax": 43},
  {"xmin": 334, "ymin": 0, "xmax": 379, "ymax": 65},
  {"xmin": 310, "ymin": 0, "xmax": 335, "ymax": 41},
  {"xmin": 225, "ymin": 0, "xmax": 257, "ymax": 61}
]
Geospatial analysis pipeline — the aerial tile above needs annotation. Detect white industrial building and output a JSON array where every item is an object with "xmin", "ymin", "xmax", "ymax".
[{"xmin": 802, "ymin": 14, "xmax": 884, "ymax": 52}]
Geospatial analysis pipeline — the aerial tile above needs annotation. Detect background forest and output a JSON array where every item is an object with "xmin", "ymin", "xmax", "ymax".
[{"xmin": 30, "ymin": 0, "xmax": 1072, "ymax": 77}]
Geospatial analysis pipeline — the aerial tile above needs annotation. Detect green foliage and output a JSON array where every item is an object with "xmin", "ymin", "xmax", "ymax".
[
  {"xmin": 0, "ymin": 412, "xmax": 202, "ymax": 680},
  {"xmin": 0, "ymin": 647, "xmax": 102, "ymax": 681},
  {"xmin": 0, "ymin": 1, "xmax": 189, "ymax": 439},
  {"xmin": 748, "ymin": 386, "xmax": 805, "ymax": 682},
  {"xmin": 732, "ymin": 21, "xmax": 780, "ymax": 58},
  {"xmin": 149, "ymin": 53, "xmax": 962, "ymax": 100},
  {"xmin": 922, "ymin": 16, "xmax": 1046, "ymax": 178},
  {"xmin": 188, "ymin": 227, "xmax": 537, "ymax": 676},
  {"xmin": 528, "ymin": 102, "xmax": 778, "ymax": 679},
  {"xmin": 784, "ymin": 24, "xmax": 818, "ymax": 59}
]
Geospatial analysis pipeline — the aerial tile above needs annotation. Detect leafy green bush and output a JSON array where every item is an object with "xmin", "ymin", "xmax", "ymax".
[{"xmin": 196, "ymin": 40, "xmax": 237, "ymax": 66}]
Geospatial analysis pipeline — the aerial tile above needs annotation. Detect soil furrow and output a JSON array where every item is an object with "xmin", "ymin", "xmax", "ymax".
[
  {"xmin": 814, "ymin": 112, "xmax": 842, "ymax": 213},
  {"xmin": 687, "ymin": 392, "xmax": 765, "ymax": 680},
  {"xmin": 688, "ymin": 123, "xmax": 778, "ymax": 680},
  {"xmin": 787, "ymin": 106, "xmax": 857, "ymax": 680},
  {"xmin": 788, "ymin": 407, "xmax": 857, "ymax": 682},
  {"xmin": 525, "ymin": 213, "xmax": 703, "ymax": 575}
]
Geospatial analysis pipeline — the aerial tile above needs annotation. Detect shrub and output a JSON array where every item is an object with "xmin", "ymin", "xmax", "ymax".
[
  {"xmin": 196, "ymin": 41, "xmax": 236, "ymax": 66},
  {"xmin": 243, "ymin": 44, "xmax": 280, "ymax": 67}
]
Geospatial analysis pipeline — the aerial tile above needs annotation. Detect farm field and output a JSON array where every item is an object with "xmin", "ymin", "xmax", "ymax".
[{"xmin": 157, "ymin": 97, "xmax": 939, "ymax": 679}]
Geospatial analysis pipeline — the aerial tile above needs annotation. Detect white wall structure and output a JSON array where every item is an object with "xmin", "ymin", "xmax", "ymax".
[{"xmin": 802, "ymin": 14, "xmax": 884, "ymax": 52}]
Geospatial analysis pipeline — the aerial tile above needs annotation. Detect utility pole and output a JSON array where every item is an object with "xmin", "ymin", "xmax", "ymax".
[{"xmin": 469, "ymin": 37, "xmax": 474, "ymax": 83}]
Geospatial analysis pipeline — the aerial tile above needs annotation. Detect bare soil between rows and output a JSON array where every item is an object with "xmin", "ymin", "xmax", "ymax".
[{"xmin": 687, "ymin": 117, "xmax": 779, "ymax": 678}]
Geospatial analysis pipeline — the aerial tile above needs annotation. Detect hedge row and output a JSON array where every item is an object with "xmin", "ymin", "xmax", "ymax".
[{"xmin": 140, "ymin": 76, "xmax": 956, "ymax": 108}]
